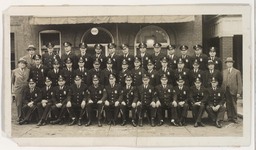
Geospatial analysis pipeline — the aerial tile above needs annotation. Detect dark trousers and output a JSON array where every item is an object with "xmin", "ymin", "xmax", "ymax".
[
  {"xmin": 37, "ymin": 102, "xmax": 52, "ymax": 121},
  {"xmin": 157, "ymin": 103, "xmax": 178, "ymax": 121},
  {"xmin": 225, "ymin": 88, "xmax": 238, "ymax": 120},
  {"xmin": 66, "ymin": 103, "xmax": 86, "ymax": 120},
  {"xmin": 191, "ymin": 104, "xmax": 205, "ymax": 123},
  {"xmin": 206, "ymin": 105, "xmax": 226, "ymax": 122},
  {"xmin": 86, "ymin": 103, "xmax": 104, "ymax": 121},
  {"xmin": 21, "ymin": 104, "xmax": 37, "ymax": 121},
  {"xmin": 177, "ymin": 103, "xmax": 189, "ymax": 122},
  {"xmin": 120, "ymin": 104, "xmax": 136, "ymax": 121},
  {"xmin": 51, "ymin": 103, "xmax": 67, "ymax": 120},
  {"xmin": 105, "ymin": 104, "xmax": 120, "ymax": 122},
  {"xmin": 137, "ymin": 104, "xmax": 156, "ymax": 119}
]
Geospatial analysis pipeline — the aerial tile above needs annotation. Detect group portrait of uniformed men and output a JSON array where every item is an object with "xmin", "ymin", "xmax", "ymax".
[{"xmin": 11, "ymin": 41, "xmax": 242, "ymax": 129}]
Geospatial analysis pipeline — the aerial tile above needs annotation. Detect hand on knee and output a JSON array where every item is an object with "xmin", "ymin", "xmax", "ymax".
[
  {"xmin": 131, "ymin": 103, "xmax": 136, "ymax": 108},
  {"xmin": 105, "ymin": 100, "xmax": 110, "ymax": 106}
]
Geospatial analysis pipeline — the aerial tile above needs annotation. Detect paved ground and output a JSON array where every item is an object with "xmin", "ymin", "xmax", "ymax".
[{"xmin": 11, "ymin": 99, "xmax": 243, "ymax": 138}]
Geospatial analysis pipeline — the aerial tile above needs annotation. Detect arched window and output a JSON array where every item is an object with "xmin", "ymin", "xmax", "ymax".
[
  {"xmin": 134, "ymin": 25, "xmax": 170, "ymax": 55},
  {"xmin": 39, "ymin": 30, "xmax": 61, "ymax": 56}
]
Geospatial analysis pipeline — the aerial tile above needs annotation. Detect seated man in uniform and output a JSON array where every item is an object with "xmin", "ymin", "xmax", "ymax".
[
  {"xmin": 19, "ymin": 78, "xmax": 42, "ymax": 125},
  {"xmin": 206, "ymin": 77, "xmax": 226, "ymax": 128},
  {"xmin": 155, "ymin": 74, "xmax": 178, "ymax": 126},
  {"xmin": 137, "ymin": 74, "xmax": 156, "ymax": 127},
  {"xmin": 120, "ymin": 75, "xmax": 138, "ymax": 127},
  {"xmin": 66, "ymin": 75, "xmax": 87, "ymax": 126}
]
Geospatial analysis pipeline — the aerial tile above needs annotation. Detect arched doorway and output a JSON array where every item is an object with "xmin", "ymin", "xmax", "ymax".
[
  {"xmin": 134, "ymin": 25, "xmax": 170, "ymax": 55},
  {"xmin": 39, "ymin": 30, "xmax": 61, "ymax": 56},
  {"xmin": 81, "ymin": 27, "xmax": 114, "ymax": 56}
]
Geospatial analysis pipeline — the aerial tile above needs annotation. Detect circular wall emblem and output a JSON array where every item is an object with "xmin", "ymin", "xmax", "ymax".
[{"xmin": 91, "ymin": 28, "xmax": 99, "ymax": 35}]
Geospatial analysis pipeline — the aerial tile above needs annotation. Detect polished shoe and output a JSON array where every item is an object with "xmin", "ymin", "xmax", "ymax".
[
  {"xmin": 85, "ymin": 120, "xmax": 91, "ymax": 126},
  {"xmin": 138, "ymin": 119, "xmax": 143, "ymax": 127},
  {"xmin": 232, "ymin": 119, "xmax": 238, "ymax": 124},
  {"xmin": 170, "ymin": 120, "xmax": 178, "ymax": 126},
  {"xmin": 37, "ymin": 120, "xmax": 44, "ymax": 126},
  {"xmin": 98, "ymin": 120, "xmax": 102, "ymax": 127},
  {"xmin": 68, "ymin": 119, "xmax": 76, "ymax": 126},
  {"xmin": 112, "ymin": 120, "xmax": 116, "ymax": 126},
  {"xmin": 107, "ymin": 121, "xmax": 112, "ymax": 125},
  {"xmin": 158, "ymin": 120, "xmax": 164, "ymax": 126},
  {"xmin": 121, "ymin": 120, "xmax": 126, "ymax": 126},
  {"xmin": 50, "ymin": 119, "xmax": 61, "ymax": 125},
  {"xmin": 151, "ymin": 118, "xmax": 155, "ymax": 127},
  {"xmin": 19, "ymin": 120, "xmax": 28, "ymax": 125},
  {"xmin": 58, "ymin": 119, "xmax": 64, "ymax": 125},
  {"xmin": 194, "ymin": 122, "xmax": 199, "ymax": 127},
  {"xmin": 178, "ymin": 122, "xmax": 183, "ymax": 126},
  {"xmin": 77, "ymin": 119, "xmax": 82, "ymax": 126},
  {"xmin": 199, "ymin": 122, "xmax": 205, "ymax": 127},
  {"xmin": 216, "ymin": 121, "xmax": 222, "ymax": 128},
  {"xmin": 131, "ymin": 120, "xmax": 137, "ymax": 127}
]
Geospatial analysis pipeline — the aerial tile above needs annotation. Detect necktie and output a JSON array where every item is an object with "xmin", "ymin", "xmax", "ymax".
[
  {"xmin": 211, "ymin": 57, "xmax": 214, "ymax": 60},
  {"xmin": 60, "ymin": 86, "xmax": 63, "ymax": 90},
  {"xmin": 30, "ymin": 88, "xmax": 34, "ymax": 93},
  {"xmin": 46, "ymin": 86, "xmax": 49, "ymax": 91}
]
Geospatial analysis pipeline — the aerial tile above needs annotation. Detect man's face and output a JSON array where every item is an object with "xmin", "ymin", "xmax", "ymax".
[
  {"xmin": 18, "ymin": 62, "xmax": 26, "ymax": 69},
  {"xmin": 177, "ymin": 81, "xmax": 184, "ymax": 86},
  {"xmin": 178, "ymin": 63, "xmax": 184, "ymax": 69},
  {"xmin": 58, "ymin": 80, "xmax": 65, "ymax": 86},
  {"xmin": 109, "ymin": 78, "xmax": 116, "ymax": 85},
  {"xmin": 139, "ymin": 47, "xmax": 146, "ymax": 53},
  {"xmin": 147, "ymin": 64, "xmax": 154, "ymax": 70},
  {"xmin": 64, "ymin": 46, "xmax": 71, "ymax": 52},
  {"xmin": 95, "ymin": 48, "xmax": 102, "ymax": 54},
  {"xmin": 34, "ymin": 59, "xmax": 41, "ymax": 65},
  {"xmin": 195, "ymin": 82, "xmax": 201, "ymax": 88},
  {"xmin": 78, "ymin": 62, "xmax": 84, "ymax": 67},
  {"xmin": 226, "ymin": 62, "xmax": 233, "ymax": 68},
  {"xmin": 168, "ymin": 49, "xmax": 175, "ymax": 55},
  {"xmin": 93, "ymin": 63, "xmax": 100, "ymax": 69},
  {"xmin": 142, "ymin": 78, "xmax": 150, "ymax": 85},
  {"xmin": 122, "ymin": 48, "xmax": 129, "ymax": 54},
  {"xmin": 74, "ymin": 79, "xmax": 82, "ymax": 85},
  {"xmin": 211, "ymin": 82, "xmax": 218, "ymax": 88},
  {"xmin": 208, "ymin": 64, "xmax": 214, "ymax": 70},
  {"xmin": 53, "ymin": 64, "xmax": 60, "ymax": 69},
  {"xmin": 29, "ymin": 82, "xmax": 36, "ymax": 89},
  {"xmin": 28, "ymin": 49, "xmax": 35, "ymax": 55},
  {"xmin": 154, "ymin": 47, "xmax": 161, "ymax": 53},
  {"xmin": 45, "ymin": 80, "xmax": 52, "ymax": 86},
  {"xmin": 161, "ymin": 78, "xmax": 168, "ymax": 85},
  {"xmin": 209, "ymin": 51, "xmax": 216, "ymax": 57},
  {"xmin": 80, "ymin": 48, "xmax": 86, "ymax": 53},
  {"xmin": 161, "ymin": 62, "xmax": 168, "ymax": 68},
  {"xmin": 134, "ymin": 61, "xmax": 141, "ymax": 67},
  {"xmin": 108, "ymin": 48, "xmax": 115, "ymax": 55},
  {"xmin": 122, "ymin": 64, "xmax": 128, "ymax": 70},
  {"xmin": 107, "ymin": 63, "xmax": 113, "ymax": 69},
  {"xmin": 93, "ymin": 79, "xmax": 99, "ymax": 85},
  {"xmin": 181, "ymin": 50, "xmax": 187, "ymax": 55},
  {"xmin": 66, "ymin": 63, "xmax": 72, "ymax": 68},
  {"xmin": 125, "ymin": 78, "xmax": 132, "ymax": 85},
  {"xmin": 195, "ymin": 49, "xmax": 202, "ymax": 55},
  {"xmin": 193, "ymin": 64, "xmax": 199, "ymax": 69},
  {"xmin": 48, "ymin": 48, "xmax": 54, "ymax": 53}
]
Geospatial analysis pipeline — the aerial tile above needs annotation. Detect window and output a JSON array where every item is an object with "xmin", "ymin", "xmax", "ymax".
[
  {"xmin": 10, "ymin": 33, "xmax": 15, "ymax": 70},
  {"xmin": 39, "ymin": 30, "xmax": 61, "ymax": 56}
]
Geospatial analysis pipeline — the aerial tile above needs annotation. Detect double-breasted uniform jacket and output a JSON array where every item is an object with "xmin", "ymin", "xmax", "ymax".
[
  {"xmin": 119, "ymin": 54, "xmax": 134, "ymax": 70},
  {"xmin": 62, "ymin": 68, "xmax": 75, "ymax": 86},
  {"xmin": 174, "ymin": 68, "xmax": 190, "ymax": 86},
  {"xmin": 130, "ymin": 67, "xmax": 146, "ymax": 86},
  {"xmin": 121, "ymin": 85, "xmax": 138, "ymax": 106},
  {"xmin": 12, "ymin": 68, "xmax": 30, "ymax": 94},
  {"xmin": 146, "ymin": 69, "xmax": 159, "ymax": 87},
  {"xmin": 158, "ymin": 67, "xmax": 175, "ymax": 86},
  {"xmin": 208, "ymin": 57, "xmax": 222, "ymax": 71},
  {"xmin": 69, "ymin": 83, "xmax": 87, "ymax": 105},
  {"xmin": 104, "ymin": 84, "xmax": 123, "ymax": 105},
  {"xmin": 42, "ymin": 52, "xmax": 61, "ymax": 70},
  {"xmin": 29, "ymin": 65, "xmax": 48, "ymax": 88},
  {"xmin": 47, "ymin": 69, "xmax": 64, "ymax": 87},
  {"xmin": 137, "ymin": 85, "xmax": 155, "ymax": 106},
  {"xmin": 102, "ymin": 68, "xmax": 117, "ymax": 86},
  {"xmin": 189, "ymin": 86, "xmax": 208, "ymax": 105},
  {"xmin": 207, "ymin": 87, "xmax": 225, "ymax": 107},
  {"xmin": 193, "ymin": 54, "xmax": 208, "ymax": 70},
  {"xmin": 151, "ymin": 52, "xmax": 166, "ymax": 70},
  {"xmin": 118, "ymin": 69, "xmax": 131, "ymax": 87},
  {"xmin": 41, "ymin": 85, "xmax": 54, "ymax": 104},
  {"xmin": 87, "ymin": 85, "xmax": 107, "ymax": 103},
  {"xmin": 77, "ymin": 53, "xmax": 93, "ymax": 70},
  {"xmin": 87, "ymin": 68, "xmax": 104, "ymax": 86},
  {"xmin": 173, "ymin": 85, "xmax": 190, "ymax": 103},
  {"xmin": 22, "ymin": 86, "xmax": 42, "ymax": 105},
  {"xmin": 52, "ymin": 85, "xmax": 71, "ymax": 105},
  {"xmin": 179, "ymin": 55, "xmax": 193, "ymax": 69},
  {"xmin": 61, "ymin": 51, "xmax": 78, "ymax": 69},
  {"xmin": 188, "ymin": 69, "xmax": 206, "ymax": 86},
  {"xmin": 136, "ymin": 52, "xmax": 152, "ymax": 70},
  {"xmin": 91, "ymin": 53, "xmax": 107, "ymax": 70},
  {"xmin": 74, "ymin": 67, "xmax": 88, "ymax": 83},
  {"xmin": 106, "ymin": 53, "xmax": 121, "ymax": 72},
  {"xmin": 155, "ymin": 84, "xmax": 177, "ymax": 106},
  {"xmin": 205, "ymin": 69, "xmax": 223, "ymax": 87},
  {"xmin": 167, "ymin": 54, "xmax": 179, "ymax": 70}
]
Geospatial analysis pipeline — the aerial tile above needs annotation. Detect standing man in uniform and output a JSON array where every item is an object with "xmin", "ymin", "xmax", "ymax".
[
  {"xmin": 92, "ymin": 44, "xmax": 106, "ymax": 70},
  {"xmin": 151, "ymin": 42, "xmax": 166, "ymax": 70},
  {"xmin": 42, "ymin": 42, "xmax": 61, "ymax": 71},
  {"xmin": 166, "ymin": 45, "xmax": 179, "ymax": 70},
  {"xmin": 74, "ymin": 57, "xmax": 88, "ymax": 83},
  {"xmin": 146, "ymin": 59, "xmax": 159, "ymax": 87},
  {"xmin": 118, "ymin": 59, "xmax": 131, "ymax": 87},
  {"xmin": 62, "ymin": 57, "xmax": 75, "ymax": 86},
  {"xmin": 87, "ymin": 59, "xmax": 104, "ymax": 86},
  {"xmin": 77, "ymin": 42, "xmax": 92, "ymax": 70},
  {"xmin": 222, "ymin": 57, "xmax": 242, "ymax": 123},
  {"xmin": 189, "ymin": 60, "xmax": 206, "ymax": 87},
  {"xmin": 193, "ymin": 44, "xmax": 208, "ymax": 71},
  {"xmin": 136, "ymin": 42, "xmax": 151, "ymax": 70},
  {"xmin": 102, "ymin": 58, "xmax": 117, "ymax": 86},
  {"xmin": 120, "ymin": 44, "xmax": 134, "ymax": 70},
  {"xmin": 21, "ymin": 44, "xmax": 37, "ymax": 69},
  {"xmin": 158, "ymin": 57, "xmax": 174, "ymax": 86},
  {"xmin": 206, "ymin": 77, "xmax": 226, "ymax": 128},
  {"xmin": 106, "ymin": 43, "xmax": 120, "ymax": 72},
  {"xmin": 47, "ymin": 59, "xmax": 64, "ymax": 87},
  {"xmin": 174, "ymin": 58, "xmax": 190, "ymax": 86},
  {"xmin": 179, "ymin": 45, "xmax": 192, "ymax": 69},
  {"xmin": 208, "ymin": 47, "xmax": 222, "ymax": 71},
  {"xmin": 61, "ymin": 42, "xmax": 78, "ymax": 70},
  {"xmin": 131, "ymin": 57, "xmax": 146, "ymax": 87},
  {"xmin": 205, "ymin": 60, "xmax": 223, "ymax": 87},
  {"xmin": 86, "ymin": 75, "xmax": 107, "ymax": 127}
]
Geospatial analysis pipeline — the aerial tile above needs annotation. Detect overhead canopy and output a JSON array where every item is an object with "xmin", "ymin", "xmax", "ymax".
[{"xmin": 29, "ymin": 15, "xmax": 195, "ymax": 25}]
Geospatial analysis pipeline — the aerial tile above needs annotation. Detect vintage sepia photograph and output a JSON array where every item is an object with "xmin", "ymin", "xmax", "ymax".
[{"xmin": 2, "ymin": 5, "xmax": 252, "ymax": 147}]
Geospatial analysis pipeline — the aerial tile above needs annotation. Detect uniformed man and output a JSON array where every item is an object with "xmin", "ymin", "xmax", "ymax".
[
  {"xmin": 74, "ymin": 57, "xmax": 88, "ymax": 83},
  {"xmin": 86, "ymin": 75, "xmax": 107, "ymax": 127},
  {"xmin": 119, "ymin": 44, "xmax": 134, "ymax": 70},
  {"xmin": 42, "ymin": 42, "xmax": 61, "ymax": 71},
  {"xmin": 173, "ymin": 58, "xmax": 190, "ymax": 86},
  {"xmin": 120, "ymin": 75, "xmax": 138, "ymax": 127},
  {"xmin": 205, "ymin": 60, "xmax": 223, "ymax": 87},
  {"xmin": 66, "ymin": 75, "xmax": 87, "ymax": 126},
  {"xmin": 189, "ymin": 59, "xmax": 206, "ymax": 86},
  {"xmin": 47, "ymin": 59, "xmax": 64, "ymax": 87},
  {"xmin": 102, "ymin": 58, "xmax": 117, "ymax": 86},
  {"xmin": 151, "ymin": 42, "xmax": 166, "ymax": 70},
  {"xmin": 146, "ymin": 59, "xmax": 159, "ymax": 87},
  {"xmin": 91, "ymin": 43, "xmax": 106, "ymax": 70},
  {"xmin": 130, "ymin": 57, "xmax": 146, "ymax": 87},
  {"xmin": 106, "ymin": 43, "xmax": 120, "ymax": 72},
  {"xmin": 21, "ymin": 44, "xmax": 37, "ymax": 69},
  {"xmin": 173, "ymin": 76, "xmax": 190, "ymax": 126},
  {"xmin": 37, "ymin": 76, "xmax": 54, "ymax": 126},
  {"xmin": 179, "ymin": 45, "xmax": 192, "ymax": 69},
  {"xmin": 87, "ymin": 59, "xmax": 104, "ymax": 86},
  {"xmin": 19, "ymin": 78, "xmax": 42, "ymax": 125},
  {"xmin": 206, "ymin": 77, "xmax": 226, "ymax": 128},
  {"xmin": 61, "ymin": 42, "xmax": 78, "ymax": 69},
  {"xmin": 155, "ymin": 74, "xmax": 178, "ymax": 126},
  {"xmin": 62, "ymin": 57, "xmax": 75, "ymax": 86},
  {"xmin": 166, "ymin": 45, "xmax": 179, "ymax": 70},
  {"xmin": 50, "ymin": 75, "xmax": 71, "ymax": 125},
  {"xmin": 193, "ymin": 44, "xmax": 208, "ymax": 71},
  {"xmin": 189, "ymin": 77, "xmax": 208, "ymax": 127},
  {"xmin": 118, "ymin": 59, "xmax": 131, "ymax": 87},
  {"xmin": 29, "ymin": 54, "xmax": 48, "ymax": 88},
  {"xmin": 208, "ymin": 47, "xmax": 222, "ymax": 71},
  {"xmin": 77, "ymin": 42, "xmax": 92, "ymax": 70},
  {"xmin": 136, "ymin": 42, "xmax": 151, "ymax": 70},
  {"xmin": 104, "ymin": 74, "xmax": 123, "ymax": 125},
  {"xmin": 137, "ymin": 74, "xmax": 156, "ymax": 127},
  {"xmin": 158, "ymin": 57, "xmax": 174, "ymax": 86}
]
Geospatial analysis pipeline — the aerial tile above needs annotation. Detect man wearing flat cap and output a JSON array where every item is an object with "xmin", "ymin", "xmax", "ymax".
[
  {"xmin": 205, "ymin": 60, "xmax": 223, "ymax": 88},
  {"xmin": 151, "ymin": 42, "xmax": 166, "ymax": 70},
  {"xmin": 222, "ymin": 57, "xmax": 242, "ymax": 124},
  {"xmin": 130, "ymin": 57, "xmax": 146, "ymax": 87},
  {"xmin": 136, "ymin": 42, "xmax": 152, "ymax": 70},
  {"xmin": 21, "ymin": 44, "xmax": 37, "ymax": 69},
  {"xmin": 61, "ymin": 42, "xmax": 78, "ymax": 70},
  {"xmin": 92, "ymin": 43, "xmax": 106, "ymax": 70},
  {"xmin": 77, "ymin": 42, "xmax": 92, "ymax": 70},
  {"xmin": 166, "ymin": 45, "xmax": 179, "ymax": 70},
  {"xmin": 179, "ymin": 45, "xmax": 192, "ymax": 69},
  {"xmin": 29, "ymin": 54, "xmax": 48, "ymax": 88},
  {"xmin": 119, "ymin": 44, "xmax": 134, "ymax": 70},
  {"xmin": 47, "ymin": 59, "xmax": 64, "ymax": 87},
  {"xmin": 193, "ymin": 44, "xmax": 208, "ymax": 71},
  {"xmin": 106, "ymin": 43, "xmax": 121, "ymax": 72},
  {"xmin": 208, "ymin": 47, "xmax": 222, "ymax": 71},
  {"xmin": 42, "ymin": 42, "xmax": 61, "ymax": 71}
]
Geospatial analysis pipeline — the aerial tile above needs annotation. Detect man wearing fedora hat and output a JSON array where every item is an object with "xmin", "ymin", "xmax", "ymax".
[
  {"xmin": 222, "ymin": 57, "xmax": 242, "ymax": 123},
  {"xmin": 21, "ymin": 44, "xmax": 37, "ymax": 69}
]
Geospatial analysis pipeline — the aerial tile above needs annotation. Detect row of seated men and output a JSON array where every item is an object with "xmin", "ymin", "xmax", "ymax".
[{"xmin": 19, "ymin": 71, "xmax": 226, "ymax": 129}]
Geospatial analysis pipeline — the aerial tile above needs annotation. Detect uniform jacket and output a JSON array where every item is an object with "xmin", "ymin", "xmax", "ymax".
[
  {"xmin": 11, "ymin": 67, "xmax": 30, "ymax": 94},
  {"xmin": 146, "ymin": 69, "xmax": 159, "ymax": 87},
  {"xmin": 137, "ymin": 84, "xmax": 155, "ymax": 105},
  {"xmin": 61, "ymin": 51, "xmax": 78, "ymax": 69},
  {"xmin": 158, "ymin": 67, "xmax": 175, "ymax": 86},
  {"xmin": 118, "ymin": 69, "xmax": 131, "ymax": 87},
  {"xmin": 208, "ymin": 57, "xmax": 222, "ymax": 71},
  {"xmin": 41, "ymin": 85, "xmax": 55, "ymax": 104},
  {"xmin": 189, "ymin": 85, "xmax": 208, "ymax": 104},
  {"xmin": 174, "ymin": 68, "xmax": 190, "ymax": 86},
  {"xmin": 155, "ymin": 84, "xmax": 177, "ymax": 105},
  {"xmin": 74, "ymin": 68, "xmax": 88, "ymax": 83},
  {"xmin": 173, "ymin": 85, "xmax": 190, "ymax": 102},
  {"xmin": 222, "ymin": 67, "xmax": 242, "ymax": 95},
  {"xmin": 69, "ymin": 83, "xmax": 87, "ymax": 105},
  {"xmin": 136, "ymin": 52, "xmax": 152, "ymax": 70},
  {"xmin": 47, "ymin": 69, "xmax": 64, "ymax": 87},
  {"xmin": 52, "ymin": 85, "xmax": 70, "ymax": 104},
  {"xmin": 207, "ymin": 87, "xmax": 225, "ymax": 107},
  {"xmin": 91, "ymin": 54, "xmax": 107, "ymax": 69},
  {"xmin": 87, "ymin": 68, "xmax": 104, "ymax": 86},
  {"xmin": 104, "ymin": 84, "xmax": 123, "ymax": 104},
  {"xmin": 167, "ymin": 54, "xmax": 179, "ymax": 70},
  {"xmin": 205, "ymin": 69, "xmax": 223, "ymax": 87},
  {"xmin": 119, "ymin": 54, "xmax": 134, "ymax": 70},
  {"xmin": 62, "ymin": 68, "xmax": 75, "ymax": 86},
  {"xmin": 42, "ymin": 53, "xmax": 61, "ymax": 70},
  {"xmin": 188, "ymin": 69, "xmax": 206, "ymax": 86},
  {"xmin": 87, "ymin": 85, "xmax": 107, "ymax": 103},
  {"xmin": 193, "ymin": 54, "xmax": 208, "ymax": 70},
  {"xmin": 106, "ymin": 53, "xmax": 121, "ymax": 72},
  {"xmin": 131, "ymin": 67, "xmax": 146, "ymax": 86},
  {"xmin": 29, "ymin": 65, "xmax": 48, "ymax": 88},
  {"xmin": 77, "ymin": 53, "xmax": 93, "ymax": 70},
  {"xmin": 151, "ymin": 52, "xmax": 166, "ymax": 70},
  {"xmin": 22, "ymin": 86, "xmax": 42, "ymax": 105},
  {"xmin": 121, "ymin": 85, "xmax": 138, "ymax": 105},
  {"xmin": 179, "ymin": 55, "xmax": 193, "ymax": 69},
  {"xmin": 102, "ymin": 68, "xmax": 117, "ymax": 86}
]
